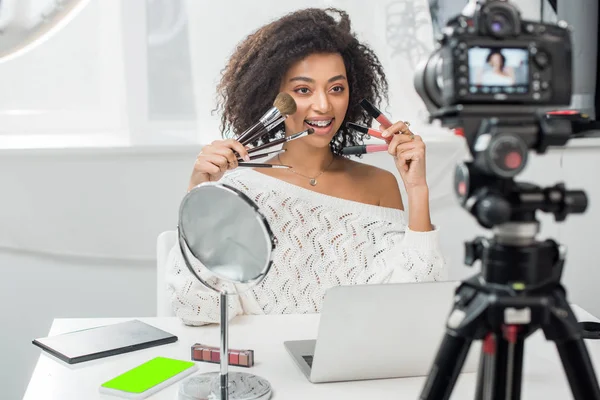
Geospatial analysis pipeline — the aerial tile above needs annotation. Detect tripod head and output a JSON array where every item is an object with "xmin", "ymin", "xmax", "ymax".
[
  {"xmin": 453, "ymin": 112, "xmax": 588, "ymax": 231},
  {"xmin": 451, "ymin": 111, "xmax": 590, "ymax": 287}
]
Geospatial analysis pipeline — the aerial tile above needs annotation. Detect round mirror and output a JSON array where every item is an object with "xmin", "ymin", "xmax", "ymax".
[
  {"xmin": 0, "ymin": 0, "xmax": 92, "ymax": 63},
  {"xmin": 178, "ymin": 182, "xmax": 275, "ymax": 294},
  {"xmin": 177, "ymin": 182, "xmax": 276, "ymax": 400}
]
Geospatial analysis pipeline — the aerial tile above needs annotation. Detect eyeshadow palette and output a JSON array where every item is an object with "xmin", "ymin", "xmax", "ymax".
[{"xmin": 191, "ymin": 343, "xmax": 254, "ymax": 368}]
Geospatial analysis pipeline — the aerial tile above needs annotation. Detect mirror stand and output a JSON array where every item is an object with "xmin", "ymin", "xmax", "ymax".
[
  {"xmin": 176, "ymin": 183, "xmax": 276, "ymax": 400},
  {"xmin": 178, "ymin": 292, "xmax": 273, "ymax": 400}
]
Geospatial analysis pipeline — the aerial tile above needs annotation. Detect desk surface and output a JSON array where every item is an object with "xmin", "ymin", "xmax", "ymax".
[{"xmin": 25, "ymin": 306, "xmax": 600, "ymax": 400}]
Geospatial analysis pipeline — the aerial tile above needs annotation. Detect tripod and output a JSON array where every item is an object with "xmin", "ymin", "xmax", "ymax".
[{"xmin": 418, "ymin": 135, "xmax": 600, "ymax": 399}]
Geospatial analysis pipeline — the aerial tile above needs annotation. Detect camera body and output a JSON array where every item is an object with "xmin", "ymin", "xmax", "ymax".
[
  {"xmin": 416, "ymin": 0, "xmax": 573, "ymax": 112},
  {"xmin": 442, "ymin": 23, "xmax": 572, "ymax": 106},
  {"xmin": 414, "ymin": 0, "xmax": 587, "ymax": 229}
]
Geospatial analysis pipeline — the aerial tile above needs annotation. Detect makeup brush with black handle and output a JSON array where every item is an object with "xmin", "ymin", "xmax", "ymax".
[
  {"xmin": 237, "ymin": 92, "xmax": 297, "ymax": 145},
  {"xmin": 246, "ymin": 127, "xmax": 314, "ymax": 155},
  {"xmin": 237, "ymin": 163, "xmax": 290, "ymax": 169},
  {"xmin": 238, "ymin": 148, "xmax": 286, "ymax": 162}
]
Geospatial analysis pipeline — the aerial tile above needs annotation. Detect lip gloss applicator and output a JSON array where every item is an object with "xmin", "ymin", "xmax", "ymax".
[
  {"xmin": 341, "ymin": 144, "xmax": 389, "ymax": 156},
  {"xmin": 359, "ymin": 98, "xmax": 413, "ymax": 138},
  {"xmin": 346, "ymin": 122, "xmax": 387, "ymax": 141},
  {"xmin": 353, "ymin": 99, "xmax": 414, "ymax": 143},
  {"xmin": 346, "ymin": 122, "xmax": 391, "ymax": 141},
  {"xmin": 360, "ymin": 98, "xmax": 393, "ymax": 129}
]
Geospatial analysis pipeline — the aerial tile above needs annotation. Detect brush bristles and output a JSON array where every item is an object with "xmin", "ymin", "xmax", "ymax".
[
  {"xmin": 306, "ymin": 127, "xmax": 314, "ymax": 135},
  {"xmin": 273, "ymin": 92, "xmax": 297, "ymax": 116}
]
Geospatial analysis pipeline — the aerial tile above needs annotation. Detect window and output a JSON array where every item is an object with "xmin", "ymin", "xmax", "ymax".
[
  {"xmin": 0, "ymin": 0, "xmax": 199, "ymax": 148},
  {"xmin": 0, "ymin": 0, "xmax": 128, "ymax": 145}
]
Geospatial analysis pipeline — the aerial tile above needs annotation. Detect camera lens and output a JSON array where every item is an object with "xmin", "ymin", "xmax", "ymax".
[{"xmin": 414, "ymin": 49, "xmax": 445, "ymax": 109}]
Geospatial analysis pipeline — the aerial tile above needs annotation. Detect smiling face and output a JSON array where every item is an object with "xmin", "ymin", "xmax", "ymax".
[{"xmin": 279, "ymin": 53, "xmax": 350, "ymax": 148}]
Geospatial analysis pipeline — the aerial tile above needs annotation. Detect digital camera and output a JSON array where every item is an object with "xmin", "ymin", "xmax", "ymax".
[{"xmin": 415, "ymin": 0, "xmax": 573, "ymax": 112}]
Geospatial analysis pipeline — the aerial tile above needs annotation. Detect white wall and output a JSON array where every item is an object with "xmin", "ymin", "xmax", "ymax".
[
  {"xmin": 0, "ymin": 147, "xmax": 194, "ymax": 399},
  {"xmin": 1, "ymin": 1, "xmax": 599, "ymax": 400}
]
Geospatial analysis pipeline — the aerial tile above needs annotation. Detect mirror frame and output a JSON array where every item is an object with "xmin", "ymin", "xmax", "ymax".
[{"xmin": 177, "ymin": 182, "xmax": 276, "ymax": 294}]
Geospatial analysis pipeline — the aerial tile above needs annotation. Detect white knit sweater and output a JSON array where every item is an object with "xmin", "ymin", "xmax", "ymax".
[{"xmin": 166, "ymin": 168, "xmax": 447, "ymax": 325}]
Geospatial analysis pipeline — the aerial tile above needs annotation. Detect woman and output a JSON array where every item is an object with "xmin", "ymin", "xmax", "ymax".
[
  {"xmin": 477, "ymin": 49, "xmax": 515, "ymax": 86},
  {"xmin": 166, "ymin": 8, "xmax": 447, "ymax": 325}
]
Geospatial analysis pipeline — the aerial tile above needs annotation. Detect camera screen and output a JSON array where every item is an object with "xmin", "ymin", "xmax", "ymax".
[{"xmin": 468, "ymin": 47, "xmax": 529, "ymax": 94}]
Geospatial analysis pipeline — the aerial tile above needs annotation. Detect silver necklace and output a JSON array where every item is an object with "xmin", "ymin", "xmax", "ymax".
[{"xmin": 278, "ymin": 154, "xmax": 335, "ymax": 186}]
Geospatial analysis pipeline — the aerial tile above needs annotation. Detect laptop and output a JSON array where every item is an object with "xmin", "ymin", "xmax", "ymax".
[{"xmin": 283, "ymin": 281, "xmax": 480, "ymax": 383}]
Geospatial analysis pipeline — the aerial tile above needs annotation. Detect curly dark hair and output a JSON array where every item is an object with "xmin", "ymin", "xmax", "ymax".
[
  {"xmin": 486, "ymin": 48, "xmax": 506, "ymax": 69},
  {"xmin": 214, "ymin": 7, "xmax": 389, "ymax": 156}
]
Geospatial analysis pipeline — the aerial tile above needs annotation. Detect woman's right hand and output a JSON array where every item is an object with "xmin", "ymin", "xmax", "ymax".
[{"xmin": 188, "ymin": 139, "xmax": 250, "ymax": 191}]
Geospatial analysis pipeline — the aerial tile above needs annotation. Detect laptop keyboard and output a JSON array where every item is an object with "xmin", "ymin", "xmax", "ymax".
[{"xmin": 302, "ymin": 355, "xmax": 314, "ymax": 368}]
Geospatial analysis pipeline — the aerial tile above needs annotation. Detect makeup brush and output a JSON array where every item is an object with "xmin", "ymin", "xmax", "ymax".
[
  {"xmin": 237, "ymin": 93, "xmax": 297, "ymax": 145},
  {"xmin": 237, "ymin": 162, "xmax": 290, "ymax": 169},
  {"xmin": 239, "ymin": 95, "xmax": 296, "ymax": 145},
  {"xmin": 238, "ymin": 148, "xmax": 285, "ymax": 162},
  {"xmin": 264, "ymin": 115, "xmax": 286, "ymax": 133},
  {"xmin": 246, "ymin": 128, "xmax": 314, "ymax": 155}
]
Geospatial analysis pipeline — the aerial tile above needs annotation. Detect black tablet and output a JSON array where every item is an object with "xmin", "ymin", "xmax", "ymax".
[{"xmin": 32, "ymin": 319, "xmax": 178, "ymax": 364}]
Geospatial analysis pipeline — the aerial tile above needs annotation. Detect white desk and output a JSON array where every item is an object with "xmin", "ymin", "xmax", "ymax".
[{"xmin": 25, "ymin": 306, "xmax": 600, "ymax": 399}]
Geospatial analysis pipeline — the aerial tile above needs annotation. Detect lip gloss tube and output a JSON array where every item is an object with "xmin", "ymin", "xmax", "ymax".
[
  {"xmin": 346, "ymin": 122, "xmax": 387, "ymax": 141},
  {"xmin": 191, "ymin": 343, "xmax": 254, "ymax": 368},
  {"xmin": 341, "ymin": 144, "xmax": 389, "ymax": 155},
  {"xmin": 360, "ymin": 99, "xmax": 393, "ymax": 129}
]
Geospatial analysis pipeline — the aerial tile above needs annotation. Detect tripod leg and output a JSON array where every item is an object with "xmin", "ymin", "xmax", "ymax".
[
  {"xmin": 473, "ymin": 331, "xmax": 524, "ymax": 400},
  {"xmin": 420, "ymin": 279, "xmax": 490, "ymax": 400},
  {"xmin": 475, "ymin": 334, "xmax": 498, "ymax": 400},
  {"xmin": 544, "ymin": 290, "xmax": 600, "ymax": 400},
  {"xmin": 420, "ymin": 333, "xmax": 474, "ymax": 400},
  {"xmin": 491, "ymin": 328, "xmax": 524, "ymax": 400},
  {"xmin": 555, "ymin": 339, "xmax": 600, "ymax": 400},
  {"xmin": 503, "ymin": 329, "xmax": 525, "ymax": 400}
]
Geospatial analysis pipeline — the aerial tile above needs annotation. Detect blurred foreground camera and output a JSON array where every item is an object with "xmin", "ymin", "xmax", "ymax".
[{"xmin": 415, "ymin": 2, "xmax": 600, "ymax": 400}]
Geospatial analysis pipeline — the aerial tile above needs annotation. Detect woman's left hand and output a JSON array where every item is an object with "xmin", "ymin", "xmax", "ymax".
[{"xmin": 381, "ymin": 121, "xmax": 428, "ymax": 191}]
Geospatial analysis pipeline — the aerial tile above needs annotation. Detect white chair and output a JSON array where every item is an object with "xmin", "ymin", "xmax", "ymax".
[{"xmin": 156, "ymin": 230, "xmax": 177, "ymax": 317}]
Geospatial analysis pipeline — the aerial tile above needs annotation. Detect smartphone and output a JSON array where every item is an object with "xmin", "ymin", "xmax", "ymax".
[{"xmin": 99, "ymin": 356, "xmax": 197, "ymax": 399}]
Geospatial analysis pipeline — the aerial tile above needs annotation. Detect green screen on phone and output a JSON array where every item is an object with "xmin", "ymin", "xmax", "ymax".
[{"xmin": 101, "ymin": 357, "xmax": 196, "ymax": 393}]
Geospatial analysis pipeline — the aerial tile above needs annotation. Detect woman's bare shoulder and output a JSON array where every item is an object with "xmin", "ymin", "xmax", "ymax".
[
  {"xmin": 339, "ymin": 157, "xmax": 398, "ymax": 182},
  {"xmin": 338, "ymin": 157, "xmax": 403, "ymax": 208}
]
